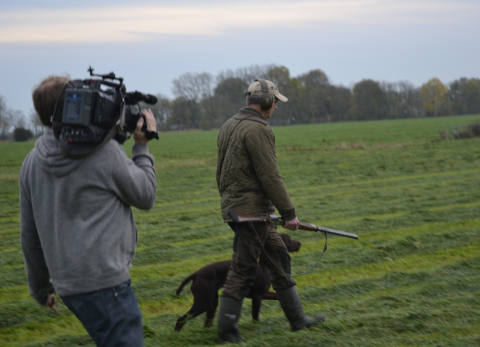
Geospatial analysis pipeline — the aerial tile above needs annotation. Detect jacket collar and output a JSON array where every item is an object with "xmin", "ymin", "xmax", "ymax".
[{"xmin": 232, "ymin": 108, "xmax": 268, "ymax": 125}]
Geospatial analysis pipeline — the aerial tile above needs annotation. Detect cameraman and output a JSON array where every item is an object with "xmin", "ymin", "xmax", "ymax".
[{"xmin": 20, "ymin": 75, "xmax": 157, "ymax": 347}]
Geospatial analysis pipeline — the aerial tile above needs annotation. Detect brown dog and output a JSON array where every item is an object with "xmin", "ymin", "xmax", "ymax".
[{"xmin": 174, "ymin": 233, "xmax": 301, "ymax": 332}]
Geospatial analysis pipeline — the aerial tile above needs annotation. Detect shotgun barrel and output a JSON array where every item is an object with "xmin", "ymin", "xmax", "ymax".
[{"xmin": 228, "ymin": 210, "xmax": 359, "ymax": 240}]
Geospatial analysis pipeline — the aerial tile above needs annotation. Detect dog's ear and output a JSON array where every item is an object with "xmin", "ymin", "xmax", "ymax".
[
  {"xmin": 293, "ymin": 240, "xmax": 301, "ymax": 252},
  {"xmin": 280, "ymin": 233, "xmax": 295, "ymax": 252}
]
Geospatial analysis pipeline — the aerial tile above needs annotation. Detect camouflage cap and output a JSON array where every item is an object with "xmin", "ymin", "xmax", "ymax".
[{"xmin": 247, "ymin": 80, "xmax": 288, "ymax": 102}]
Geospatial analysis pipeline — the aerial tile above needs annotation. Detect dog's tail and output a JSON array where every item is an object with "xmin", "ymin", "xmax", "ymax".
[{"xmin": 176, "ymin": 273, "xmax": 196, "ymax": 295}]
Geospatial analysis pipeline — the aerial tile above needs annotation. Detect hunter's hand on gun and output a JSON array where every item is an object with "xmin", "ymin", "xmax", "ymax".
[
  {"xmin": 227, "ymin": 210, "xmax": 359, "ymax": 239},
  {"xmin": 284, "ymin": 217, "xmax": 299, "ymax": 231}
]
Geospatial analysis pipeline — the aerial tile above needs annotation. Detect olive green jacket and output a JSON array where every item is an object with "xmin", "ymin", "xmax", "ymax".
[{"xmin": 216, "ymin": 108, "xmax": 296, "ymax": 222}]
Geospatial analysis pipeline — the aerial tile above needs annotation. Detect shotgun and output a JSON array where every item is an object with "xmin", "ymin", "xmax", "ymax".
[{"xmin": 227, "ymin": 210, "xmax": 358, "ymax": 240}]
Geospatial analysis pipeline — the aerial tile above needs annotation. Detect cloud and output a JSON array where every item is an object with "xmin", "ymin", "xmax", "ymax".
[{"xmin": 0, "ymin": 1, "xmax": 478, "ymax": 43}]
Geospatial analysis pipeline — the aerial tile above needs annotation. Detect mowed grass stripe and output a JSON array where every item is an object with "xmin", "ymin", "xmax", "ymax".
[
  {"xmin": 137, "ymin": 221, "xmax": 219, "ymax": 236},
  {"xmin": 2, "ymin": 219, "xmax": 476, "ymax": 296},
  {"xmin": 0, "ymin": 286, "xmax": 31, "ymax": 305},
  {"xmin": 140, "ymin": 243, "xmax": 480, "ymax": 319},
  {"xmin": 145, "ymin": 194, "xmax": 480, "ymax": 219},
  {"xmin": 249, "ymin": 264, "xmax": 479, "ymax": 338},
  {"xmin": 146, "ymin": 174, "xmax": 479, "ymax": 211},
  {"xmin": 138, "ymin": 245, "xmax": 480, "ymax": 319},
  {"xmin": 3, "ymin": 256, "xmax": 478, "ymax": 347},
  {"xmin": 306, "ymin": 200, "xmax": 480, "ymax": 227},
  {"xmin": 289, "ymin": 168, "xmax": 480, "ymax": 193},
  {"xmin": 296, "ymin": 242, "xmax": 480, "ymax": 289},
  {"xmin": 0, "ymin": 312, "xmax": 86, "ymax": 347},
  {"xmin": 292, "ymin": 176, "xmax": 480, "ymax": 203},
  {"xmin": 155, "ymin": 167, "xmax": 479, "ymax": 201},
  {"xmin": 137, "ymin": 234, "xmax": 230, "ymax": 252},
  {"xmin": 133, "ymin": 193, "xmax": 479, "ymax": 235},
  {"xmin": 132, "ymin": 219, "xmax": 480, "ymax": 283},
  {"xmin": 429, "ymin": 201, "xmax": 480, "ymax": 211},
  {"xmin": 301, "ymin": 218, "xmax": 480, "ymax": 248},
  {"xmin": 129, "ymin": 237, "xmax": 479, "ymax": 285},
  {"xmin": 147, "ymin": 180, "xmax": 478, "ymax": 220},
  {"xmin": 2, "ymin": 217, "xmax": 479, "ymax": 277}
]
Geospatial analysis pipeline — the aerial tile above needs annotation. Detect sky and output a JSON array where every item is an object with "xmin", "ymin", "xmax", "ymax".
[{"xmin": 1, "ymin": 0, "xmax": 479, "ymax": 119}]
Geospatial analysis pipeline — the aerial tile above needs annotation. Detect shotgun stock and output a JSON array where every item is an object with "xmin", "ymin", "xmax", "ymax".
[{"xmin": 227, "ymin": 210, "xmax": 358, "ymax": 240}]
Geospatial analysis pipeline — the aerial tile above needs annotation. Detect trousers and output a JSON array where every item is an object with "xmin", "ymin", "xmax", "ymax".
[
  {"xmin": 222, "ymin": 222, "xmax": 296, "ymax": 300},
  {"xmin": 61, "ymin": 280, "xmax": 144, "ymax": 347}
]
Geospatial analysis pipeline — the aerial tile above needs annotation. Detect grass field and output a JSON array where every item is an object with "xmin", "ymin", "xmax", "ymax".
[{"xmin": 1, "ymin": 114, "xmax": 480, "ymax": 346}]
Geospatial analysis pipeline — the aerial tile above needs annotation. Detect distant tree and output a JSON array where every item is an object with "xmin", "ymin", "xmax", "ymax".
[
  {"xmin": 379, "ymin": 81, "xmax": 424, "ymax": 119},
  {"xmin": 328, "ymin": 85, "xmax": 353, "ymax": 122},
  {"xmin": 380, "ymin": 82, "xmax": 401, "ymax": 119},
  {"xmin": 214, "ymin": 76, "xmax": 248, "ymax": 122},
  {"xmin": 214, "ymin": 75, "xmax": 248, "ymax": 112},
  {"xmin": 233, "ymin": 64, "xmax": 275, "ymax": 85},
  {"xmin": 0, "ymin": 95, "xmax": 8, "ymax": 139},
  {"xmin": 298, "ymin": 69, "xmax": 330, "ymax": 123},
  {"xmin": 281, "ymin": 77, "xmax": 307, "ymax": 125},
  {"xmin": 267, "ymin": 66, "xmax": 296, "ymax": 125},
  {"xmin": 29, "ymin": 110, "xmax": 44, "ymax": 138},
  {"xmin": 214, "ymin": 65, "xmax": 301, "ymax": 126},
  {"xmin": 449, "ymin": 78, "xmax": 480, "ymax": 115},
  {"xmin": 14, "ymin": 127, "xmax": 33, "ymax": 142},
  {"xmin": 159, "ymin": 65, "xmax": 480, "ymax": 130},
  {"xmin": 147, "ymin": 94, "xmax": 171, "ymax": 129},
  {"xmin": 298, "ymin": 69, "xmax": 329, "ymax": 89},
  {"xmin": 353, "ymin": 79, "xmax": 385, "ymax": 120},
  {"xmin": 268, "ymin": 66, "xmax": 293, "ymax": 90},
  {"xmin": 199, "ymin": 95, "xmax": 225, "ymax": 129},
  {"xmin": 172, "ymin": 72, "xmax": 214, "ymax": 129},
  {"xmin": 167, "ymin": 97, "xmax": 191, "ymax": 130},
  {"xmin": 397, "ymin": 81, "xmax": 424, "ymax": 118},
  {"xmin": 420, "ymin": 78, "xmax": 450, "ymax": 117},
  {"xmin": 6, "ymin": 108, "xmax": 26, "ymax": 130}
]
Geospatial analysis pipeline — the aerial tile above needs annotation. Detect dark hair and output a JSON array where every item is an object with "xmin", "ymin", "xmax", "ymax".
[
  {"xmin": 246, "ymin": 95, "xmax": 262, "ymax": 106},
  {"xmin": 32, "ymin": 75, "xmax": 69, "ymax": 127}
]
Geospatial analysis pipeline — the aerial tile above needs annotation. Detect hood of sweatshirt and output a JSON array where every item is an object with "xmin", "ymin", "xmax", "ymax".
[{"xmin": 34, "ymin": 129, "xmax": 84, "ymax": 177}]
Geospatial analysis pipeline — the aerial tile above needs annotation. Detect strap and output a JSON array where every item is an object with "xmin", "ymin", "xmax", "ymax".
[
  {"xmin": 254, "ymin": 79, "xmax": 269, "ymax": 93},
  {"xmin": 247, "ymin": 221, "xmax": 328, "ymax": 278}
]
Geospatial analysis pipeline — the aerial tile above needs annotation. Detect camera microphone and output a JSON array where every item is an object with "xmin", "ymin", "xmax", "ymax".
[
  {"xmin": 142, "ymin": 93, "xmax": 158, "ymax": 105},
  {"xmin": 124, "ymin": 91, "xmax": 158, "ymax": 105}
]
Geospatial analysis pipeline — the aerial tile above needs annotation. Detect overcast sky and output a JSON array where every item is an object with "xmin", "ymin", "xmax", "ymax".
[{"xmin": 1, "ymin": 0, "xmax": 479, "ymax": 118}]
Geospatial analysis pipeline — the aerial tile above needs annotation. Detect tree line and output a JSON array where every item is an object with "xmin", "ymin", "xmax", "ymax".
[
  {"xmin": 0, "ymin": 95, "xmax": 43, "ymax": 140},
  {"xmin": 1, "ymin": 64, "xmax": 479, "ymax": 140},
  {"xmin": 149, "ymin": 65, "xmax": 480, "ymax": 130}
]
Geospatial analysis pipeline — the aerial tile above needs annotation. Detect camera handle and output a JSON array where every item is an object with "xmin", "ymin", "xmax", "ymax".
[{"xmin": 140, "ymin": 115, "xmax": 159, "ymax": 140}]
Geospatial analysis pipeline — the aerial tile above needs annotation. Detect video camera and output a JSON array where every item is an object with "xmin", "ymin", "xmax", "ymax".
[{"xmin": 52, "ymin": 67, "xmax": 158, "ymax": 159}]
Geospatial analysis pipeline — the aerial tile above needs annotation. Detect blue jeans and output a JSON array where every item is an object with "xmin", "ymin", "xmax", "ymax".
[{"xmin": 61, "ymin": 280, "xmax": 144, "ymax": 347}]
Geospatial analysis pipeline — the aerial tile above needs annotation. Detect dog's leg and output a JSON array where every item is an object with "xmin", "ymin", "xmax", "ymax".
[
  {"xmin": 175, "ymin": 278, "xmax": 214, "ymax": 332},
  {"xmin": 251, "ymin": 297, "xmax": 263, "ymax": 322},
  {"xmin": 205, "ymin": 291, "xmax": 219, "ymax": 328},
  {"xmin": 174, "ymin": 314, "xmax": 189, "ymax": 332}
]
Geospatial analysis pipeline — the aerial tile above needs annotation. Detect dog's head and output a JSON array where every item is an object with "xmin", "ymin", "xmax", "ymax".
[{"xmin": 279, "ymin": 233, "xmax": 302, "ymax": 253}]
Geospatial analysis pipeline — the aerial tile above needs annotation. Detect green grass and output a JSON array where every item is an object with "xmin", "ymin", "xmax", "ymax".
[{"xmin": 1, "ymin": 114, "xmax": 480, "ymax": 346}]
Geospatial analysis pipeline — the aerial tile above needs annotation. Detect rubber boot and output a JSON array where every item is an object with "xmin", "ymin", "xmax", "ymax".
[
  {"xmin": 217, "ymin": 297, "xmax": 243, "ymax": 344},
  {"xmin": 276, "ymin": 286, "xmax": 325, "ymax": 331}
]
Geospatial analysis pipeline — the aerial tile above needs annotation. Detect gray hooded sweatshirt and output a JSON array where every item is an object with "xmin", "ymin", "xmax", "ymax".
[{"xmin": 19, "ymin": 129, "xmax": 156, "ymax": 305}]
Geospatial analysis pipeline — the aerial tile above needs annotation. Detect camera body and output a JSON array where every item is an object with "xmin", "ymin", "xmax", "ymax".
[
  {"xmin": 59, "ymin": 78, "xmax": 149, "ymax": 145},
  {"xmin": 52, "ymin": 68, "xmax": 157, "ymax": 158},
  {"xmin": 60, "ymin": 80, "xmax": 122, "ymax": 143}
]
